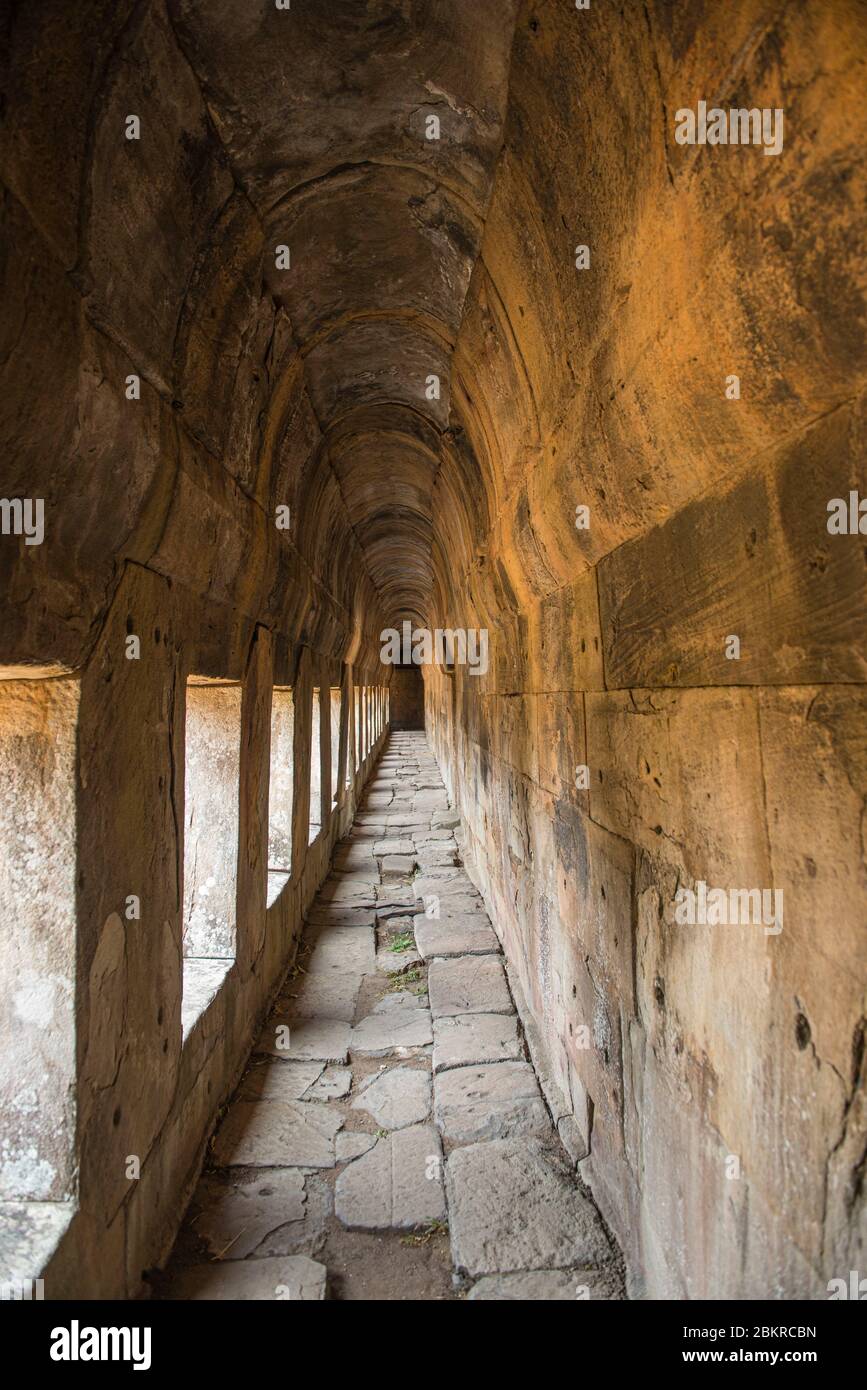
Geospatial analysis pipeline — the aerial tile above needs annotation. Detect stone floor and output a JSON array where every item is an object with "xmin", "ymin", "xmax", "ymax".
[{"xmin": 158, "ymin": 731, "xmax": 624, "ymax": 1301}]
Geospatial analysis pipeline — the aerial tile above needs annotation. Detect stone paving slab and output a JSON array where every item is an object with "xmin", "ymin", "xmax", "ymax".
[
  {"xmin": 376, "ymin": 944, "xmax": 421, "ymax": 974},
  {"xmin": 428, "ymin": 955, "xmax": 513, "ymax": 1017},
  {"xmin": 304, "ymin": 1066, "xmax": 352, "ymax": 1100},
  {"xmin": 193, "ymin": 1170, "xmax": 307, "ymax": 1259},
  {"xmin": 381, "ymin": 854, "xmax": 415, "ymax": 879},
  {"xmin": 415, "ymin": 915, "xmax": 499, "ymax": 960},
  {"xmin": 170, "ymin": 1255, "xmax": 327, "ymax": 1301},
  {"xmin": 212, "ymin": 1099, "xmax": 344, "ymax": 1168},
  {"xmin": 467, "ymin": 1270, "xmax": 613, "ymax": 1300},
  {"xmin": 373, "ymin": 838, "xmax": 415, "ymax": 856},
  {"xmin": 352, "ymin": 1065, "xmax": 432, "ymax": 1129},
  {"xmin": 305, "ymin": 924, "xmax": 376, "ymax": 975},
  {"xmin": 336, "ymin": 1131, "xmax": 378, "ymax": 1163},
  {"xmin": 285, "ymin": 971, "xmax": 363, "ymax": 1023},
  {"xmin": 335, "ymin": 1124, "xmax": 445, "ymax": 1230},
  {"xmin": 416, "ymin": 848, "xmax": 458, "ymax": 869},
  {"xmin": 253, "ymin": 1017, "xmax": 351, "ymax": 1063},
  {"xmin": 306, "ymin": 906, "xmax": 377, "ymax": 930},
  {"xmin": 434, "ymin": 1062, "xmax": 550, "ymax": 1143},
  {"xmin": 432, "ymin": 1013, "xmax": 523, "ymax": 1073},
  {"xmin": 239, "ymin": 1059, "xmax": 324, "ymax": 1102},
  {"xmin": 351, "ymin": 994, "xmax": 433, "ymax": 1055},
  {"xmin": 446, "ymin": 1138, "xmax": 611, "ymax": 1277}
]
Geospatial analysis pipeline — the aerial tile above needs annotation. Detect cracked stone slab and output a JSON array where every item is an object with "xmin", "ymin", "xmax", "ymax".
[
  {"xmin": 171, "ymin": 1255, "xmax": 327, "ymax": 1301},
  {"xmin": 303, "ymin": 1066, "xmax": 352, "ymax": 1100},
  {"xmin": 212, "ymin": 1099, "xmax": 343, "ymax": 1168},
  {"xmin": 432, "ymin": 1013, "xmax": 522, "ymax": 1073},
  {"xmin": 467, "ymin": 1270, "xmax": 612, "ymax": 1300},
  {"xmin": 239, "ymin": 1059, "xmax": 325, "ymax": 1102},
  {"xmin": 193, "ymin": 1170, "xmax": 307, "ymax": 1260},
  {"xmin": 335, "ymin": 1124, "xmax": 445, "ymax": 1230},
  {"xmin": 415, "ymin": 915, "xmax": 499, "ymax": 960},
  {"xmin": 446, "ymin": 1138, "xmax": 611, "ymax": 1277},
  {"xmin": 336, "ymin": 1131, "xmax": 378, "ymax": 1163},
  {"xmin": 254, "ymin": 1017, "xmax": 350, "ymax": 1063},
  {"xmin": 432, "ymin": 811, "xmax": 461, "ymax": 829},
  {"xmin": 428, "ymin": 955, "xmax": 513, "ymax": 1018},
  {"xmin": 352, "ymin": 1065, "xmax": 431, "ymax": 1129},
  {"xmin": 434, "ymin": 1061, "xmax": 550, "ymax": 1143},
  {"xmin": 351, "ymin": 994, "xmax": 433, "ymax": 1055}
]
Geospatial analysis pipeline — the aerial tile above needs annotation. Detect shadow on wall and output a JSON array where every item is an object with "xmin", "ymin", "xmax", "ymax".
[{"xmin": 389, "ymin": 664, "xmax": 424, "ymax": 730}]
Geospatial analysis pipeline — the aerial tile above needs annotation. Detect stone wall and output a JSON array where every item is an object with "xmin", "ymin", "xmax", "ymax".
[{"xmin": 425, "ymin": 0, "xmax": 867, "ymax": 1298}]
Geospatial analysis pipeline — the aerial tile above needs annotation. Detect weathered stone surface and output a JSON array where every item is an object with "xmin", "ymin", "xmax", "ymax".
[
  {"xmin": 381, "ymin": 854, "xmax": 415, "ymax": 879},
  {"xmin": 415, "ymin": 916, "xmax": 499, "ymax": 960},
  {"xmin": 428, "ymin": 956, "xmax": 512, "ymax": 1018},
  {"xmin": 446, "ymin": 1139, "xmax": 611, "ymax": 1276},
  {"xmin": 305, "ymin": 924, "xmax": 376, "ymax": 975},
  {"xmin": 467, "ymin": 1270, "xmax": 612, "ymax": 1300},
  {"xmin": 239, "ymin": 1060, "xmax": 324, "ymax": 1102},
  {"xmin": 352, "ymin": 1065, "xmax": 431, "ymax": 1129},
  {"xmin": 336, "ymin": 1131, "xmax": 378, "ymax": 1163},
  {"xmin": 303, "ymin": 1066, "xmax": 352, "ymax": 1101},
  {"xmin": 432, "ymin": 1013, "xmax": 522, "ymax": 1073},
  {"xmin": 434, "ymin": 1062, "xmax": 549, "ymax": 1143},
  {"xmin": 171, "ymin": 1255, "xmax": 327, "ymax": 1301},
  {"xmin": 373, "ymin": 839, "xmax": 415, "ymax": 856},
  {"xmin": 6, "ymin": 0, "xmax": 863, "ymax": 1306},
  {"xmin": 375, "ymin": 944, "xmax": 421, "ymax": 974},
  {"xmin": 212, "ymin": 1100, "xmax": 343, "ymax": 1168},
  {"xmin": 286, "ymin": 972, "xmax": 362, "ymax": 1023},
  {"xmin": 335, "ymin": 1124, "xmax": 445, "ymax": 1229},
  {"xmin": 351, "ymin": 994, "xmax": 433, "ymax": 1055},
  {"xmin": 193, "ymin": 1170, "xmax": 307, "ymax": 1259},
  {"xmin": 255, "ymin": 1018, "xmax": 350, "ymax": 1064}
]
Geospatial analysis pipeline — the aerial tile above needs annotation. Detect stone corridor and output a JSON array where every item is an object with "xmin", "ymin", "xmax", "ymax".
[
  {"xmin": 1, "ymin": 0, "xmax": 865, "ymax": 1309},
  {"xmin": 160, "ymin": 733, "xmax": 622, "ymax": 1300}
]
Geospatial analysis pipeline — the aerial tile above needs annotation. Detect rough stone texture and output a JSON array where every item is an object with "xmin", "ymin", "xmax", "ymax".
[
  {"xmin": 352, "ymin": 1066, "xmax": 432, "ymax": 1130},
  {"xmin": 336, "ymin": 1131, "xmax": 378, "ymax": 1163},
  {"xmin": 255, "ymin": 1019, "xmax": 351, "ymax": 1065},
  {"xmin": 446, "ymin": 1139, "xmax": 611, "ymax": 1277},
  {"xmin": 170, "ymin": 1255, "xmax": 327, "ymax": 1301},
  {"xmin": 415, "ymin": 916, "xmax": 500, "ymax": 960},
  {"xmin": 2, "ymin": 0, "xmax": 864, "ymax": 1305},
  {"xmin": 193, "ymin": 1170, "xmax": 307, "ymax": 1260},
  {"xmin": 434, "ymin": 1062, "xmax": 549, "ymax": 1144},
  {"xmin": 428, "ymin": 956, "xmax": 513, "ymax": 1018},
  {"xmin": 432, "ymin": 1014, "xmax": 523, "ymax": 1073},
  {"xmin": 212, "ymin": 1100, "xmax": 343, "ymax": 1169},
  {"xmin": 351, "ymin": 995, "xmax": 433, "ymax": 1055},
  {"xmin": 467, "ymin": 1270, "xmax": 615, "ymax": 1301},
  {"xmin": 303, "ymin": 1067, "xmax": 352, "ymax": 1101},
  {"xmin": 335, "ymin": 1125, "xmax": 445, "ymax": 1230},
  {"xmin": 239, "ymin": 1060, "xmax": 324, "ymax": 1103}
]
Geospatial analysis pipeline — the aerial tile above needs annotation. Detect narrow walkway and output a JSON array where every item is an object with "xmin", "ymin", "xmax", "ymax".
[{"xmin": 160, "ymin": 732, "xmax": 623, "ymax": 1301}]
